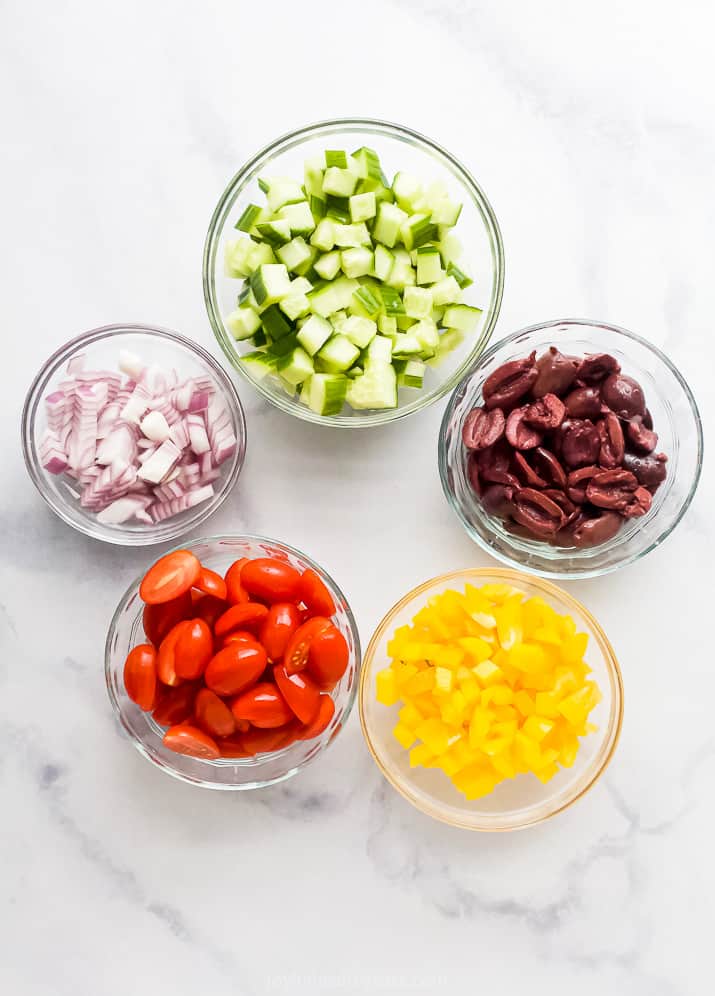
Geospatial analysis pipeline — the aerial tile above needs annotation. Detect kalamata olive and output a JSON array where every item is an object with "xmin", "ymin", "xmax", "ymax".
[
  {"xmin": 601, "ymin": 373, "xmax": 646, "ymax": 418},
  {"xmin": 524, "ymin": 393, "xmax": 566, "ymax": 430},
  {"xmin": 512, "ymin": 488, "xmax": 566, "ymax": 538},
  {"xmin": 476, "ymin": 441, "xmax": 520, "ymax": 487},
  {"xmin": 462, "ymin": 406, "xmax": 506, "ymax": 451},
  {"xmin": 570, "ymin": 511, "xmax": 622, "ymax": 547},
  {"xmin": 564, "ymin": 385, "xmax": 602, "ymax": 419},
  {"xmin": 532, "ymin": 447, "xmax": 568, "ymax": 489},
  {"xmin": 642, "ymin": 408, "xmax": 653, "ymax": 430},
  {"xmin": 482, "ymin": 353, "xmax": 539, "ymax": 410},
  {"xmin": 513, "ymin": 451, "xmax": 547, "ymax": 488},
  {"xmin": 542, "ymin": 488, "xmax": 577, "ymax": 520},
  {"xmin": 467, "ymin": 453, "xmax": 482, "ymax": 495},
  {"xmin": 585, "ymin": 469, "xmax": 638, "ymax": 510},
  {"xmin": 481, "ymin": 484, "xmax": 516, "ymax": 518},
  {"xmin": 566, "ymin": 465, "xmax": 601, "ymax": 503},
  {"xmin": 622, "ymin": 452, "xmax": 668, "ymax": 490},
  {"xmin": 622, "ymin": 486, "xmax": 653, "ymax": 518},
  {"xmin": 598, "ymin": 413, "xmax": 625, "ymax": 468},
  {"xmin": 577, "ymin": 353, "xmax": 621, "ymax": 384},
  {"xmin": 560, "ymin": 420, "xmax": 601, "ymax": 467},
  {"xmin": 532, "ymin": 348, "xmax": 579, "ymax": 398},
  {"xmin": 505, "ymin": 406, "xmax": 543, "ymax": 450},
  {"xmin": 626, "ymin": 416, "xmax": 658, "ymax": 454}
]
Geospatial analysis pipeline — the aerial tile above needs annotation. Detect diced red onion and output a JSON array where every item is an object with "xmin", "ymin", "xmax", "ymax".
[{"xmin": 67, "ymin": 353, "xmax": 86, "ymax": 375}]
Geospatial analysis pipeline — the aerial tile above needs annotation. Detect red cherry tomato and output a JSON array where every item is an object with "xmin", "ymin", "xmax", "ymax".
[
  {"xmin": 194, "ymin": 688, "xmax": 236, "ymax": 738},
  {"xmin": 273, "ymin": 665, "xmax": 321, "ymax": 724},
  {"xmin": 194, "ymin": 566, "xmax": 227, "ymax": 601},
  {"xmin": 222, "ymin": 630, "xmax": 258, "ymax": 648},
  {"xmin": 241, "ymin": 558, "xmax": 301, "ymax": 604},
  {"xmin": 140, "ymin": 550, "xmax": 201, "ymax": 605},
  {"xmin": 260, "ymin": 602, "xmax": 301, "ymax": 661},
  {"xmin": 240, "ymin": 724, "xmax": 297, "ymax": 755},
  {"xmin": 204, "ymin": 641, "xmax": 267, "ymax": 696},
  {"xmin": 218, "ymin": 734, "xmax": 252, "ymax": 758},
  {"xmin": 296, "ymin": 694, "xmax": 336, "ymax": 740},
  {"xmin": 152, "ymin": 682, "xmax": 200, "ymax": 726},
  {"xmin": 123, "ymin": 644, "xmax": 157, "ymax": 710},
  {"xmin": 174, "ymin": 619, "xmax": 213, "ymax": 680},
  {"xmin": 230, "ymin": 682, "xmax": 294, "ymax": 728},
  {"xmin": 283, "ymin": 617, "xmax": 332, "ymax": 674},
  {"xmin": 163, "ymin": 724, "xmax": 219, "ymax": 759},
  {"xmin": 157, "ymin": 621, "xmax": 191, "ymax": 686},
  {"xmin": 214, "ymin": 602, "xmax": 269, "ymax": 639},
  {"xmin": 192, "ymin": 593, "xmax": 228, "ymax": 630},
  {"xmin": 142, "ymin": 591, "xmax": 192, "ymax": 646},
  {"xmin": 299, "ymin": 568, "xmax": 336, "ymax": 617},
  {"xmin": 306, "ymin": 625, "xmax": 350, "ymax": 688},
  {"xmin": 225, "ymin": 558, "xmax": 250, "ymax": 605}
]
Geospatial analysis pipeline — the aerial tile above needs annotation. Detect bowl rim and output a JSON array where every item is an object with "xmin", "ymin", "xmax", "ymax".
[
  {"xmin": 359, "ymin": 566, "xmax": 624, "ymax": 831},
  {"xmin": 202, "ymin": 115, "xmax": 505, "ymax": 428},
  {"xmin": 21, "ymin": 322, "xmax": 248, "ymax": 546},
  {"xmin": 438, "ymin": 317, "xmax": 704, "ymax": 579},
  {"xmin": 105, "ymin": 532, "xmax": 362, "ymax": 789}
]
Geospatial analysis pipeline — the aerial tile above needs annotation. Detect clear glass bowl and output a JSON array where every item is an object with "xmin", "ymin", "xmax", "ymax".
[
  {"xmin": 359, "ymin": 568, "xmax": 623, "ymax": 831},
  {"xmin": 22, "ymin": 324, "xmax": 247, "ymax": 546},
  {"xmin": 203, "ymin": 117, "xmax": 504, "ymax": 427},
  {"xmin": 439, "ymin": 319, "xmax": 703, "ymax": 579},
  {"xmin": 105, "ymin": 535, "xmax": 361, "ymax": 789}
]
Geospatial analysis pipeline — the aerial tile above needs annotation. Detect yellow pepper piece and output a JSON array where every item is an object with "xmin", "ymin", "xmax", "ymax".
[
  {"xmin": 515, "ymin": 731, "xmax": 541, "ymax": 769},
  {"xmin": 392, "ymin": 723, "xmax": 416, "ymax": 750},
  {"xmin": 409, "ymin": 743, "xmax": 434, "ymax": 768},
  {"xmin": 514, "ymin": 690, "xmax": 536, "ymax": 717},
  {"xmin": 398, "ymin": 703, "xmax": 424, "ymax": 730},
  {"xmin": 534, "ymin": 762, "xmax": 559, "ymax": 783},
  {"xmin": 508, "ymin": 642, "xmax": 549, "ymax": 673},
  {"xmin": 434, "ymin": 666, "xmax": 453, "ymax": 694},
  {"xmin": 376, "ymin": 668, "xmax": 399, "ymax": 706},
  {"xmin": 561, "ymin": 632, "xmax": 589, "ymax": 665},
  {"xmin": 404, "ymin": 670, "xmax": 435, "ymax": 696},
  {"xmin": 473, "ymin": 659, "xmax": 502, "ymax": 686},
  {"xmin": 481, "ymin": 684, "xmax": 514, "ymax": 707},
  {"xmin": 460, "ymin": 676, "xmax": 482, "ymax": 705},
  {"xmin": 491, "ymin": 750, "xmax": 517, "ymax": 779},
  {"xmin": 468, "ymin": 707, "xmax": 491, "ymax": 747},
  {"xmin": 534, "ymin": 691, "xmax": 560, "ymax": 718},
  {"xmin": 522, "ymin": 715, "xmax": 554, "ymax": 742},
  {"xmin": 393, "ymin": 662, "xmax": 418, "ymax": 686},
  {"xmin": 494, "ymin": 593, "xmax": 524, "ymax": 650},
  {"xmin": 415, "ymin": 718, "xmax": 452, "ymax": 755},
  {"xmin": 458, "ymin": 636, "xmax": 493, "ymax": 663},
  {"xmin": 480, "ymin": 583, "xmax": 517, "ymax": 603}
]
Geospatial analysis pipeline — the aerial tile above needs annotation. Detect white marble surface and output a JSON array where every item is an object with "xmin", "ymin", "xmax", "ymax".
[{"xmin": 2, "ymin": 1, "xmax": 713, "ymax": 993}]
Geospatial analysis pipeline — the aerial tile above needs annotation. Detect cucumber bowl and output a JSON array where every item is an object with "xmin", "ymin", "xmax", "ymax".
[{"xmin": 203, "ymin": 118, "xmax": 504, "ymax": 427}]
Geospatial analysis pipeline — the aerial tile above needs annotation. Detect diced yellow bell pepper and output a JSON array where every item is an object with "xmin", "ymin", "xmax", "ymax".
[
  {"xmin": 481, "ymin": 735, "xmax": 513, "ymax": 756},
  {"xmin": 473, "ymin": 659, "xmax": 502, "ymax": 686},
  {"xmin": 493, "ymin": 705, "xmax": 518, "ymax": 722},
  {"xmin": 561, "ymin": 632, "xmax": 589, "ymax": 665},
  {"xmin": 514, "ymin": 690, "xmax": 535, "ymax": 716},
  {"xmin": 412, "ymin": 693, "xmax": 440, "ymax": 718},
  {"xmin": 468, "ymin": 707, "xmax": 491, "ymax": 747},
  {"xmin": 515, "ymin": 731, "xmax": 542, "ymax": 768},
  {"xmin": 491, "ymin": 719, "xmax": 518, "ymax": 739},
  {"xmin": 434, "ymin": 666, "xmax": 453, "ymax": 694},
  {"xmin": 453, "ymin": 764, "xmax": 499, "ymax": 800},
  {"xmin": 415, "ymin": 717, "xmax": 452, "ymax": 755},
  {"xmin": 558, "ymin": 736, "xmax": 579, "ymax": 768},
  {"xmin": 481, "ymin": 684, "xmax": 514, "ymax": 707},
  {"xmin": 494, "ymin": 593, "xmax": 524, "ymax": 650},
  {"xmin": 458, "ymin": 636, "xmax": 493, "ymax": 663},
  {"xmin": 460, "ymin": 676, "xmax": 482, "ymax": 705},
  {"xmin": 491, "ymin": 750, "xmax": 517, "ymax": 779},
  {"xmin": 480, "ymin": 583, "xmax": 516, "ymax": 603},
  {"xmin": 409, "ymin": 743, "xmax": 434, "ymax": 768},
  {"xmin": 532, "ymin": 626, "xmax": 562, "ymax": 647},
  {"xmin": 376, "ymin": 668, "xmax": 400, "ymax": 706},
  {"xmin": 522, "ymin": 715, "xmax": 554, "ymax": 742},
  {"xmin": 508, "ymin": 642, "xmax": 549, "ymax": 673},
  {"xmin": 404, "ymin": 670, "xmax": 435, "ymax": 696},
  {"xmin": 534, "ymin": 762, "xmax": 559, "ymax": 783},
  {"xmin": 393, "ymin": 661, "xmax": 419, "ymax": 686},
  {"xmin": 399, "ymin": 703, "xmax": 424, "ymax": 730},
  {"xmin": 534, "ymin": 691, "xmax": 560, "ymax": 718},
  {"xmin": 392, "ymin": 723, "xmax": 416, "ymax": 750},
  {"xmin": 558, "ymin": 685, "xmax": 596, "ymax": 725}
]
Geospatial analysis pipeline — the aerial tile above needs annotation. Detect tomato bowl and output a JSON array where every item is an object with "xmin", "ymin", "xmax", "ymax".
[{"xmin": 105, "ymin": 535, "xmax": 361, "ymax": 789}]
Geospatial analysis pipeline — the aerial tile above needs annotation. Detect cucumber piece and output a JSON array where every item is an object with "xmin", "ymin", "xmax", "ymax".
[
  {"xmin": 277, "ymin": 346, "xmax": 314, "ymax": 386},
  {"xmin": 310, "ymin": 219, "xmax": 336, "ymax": 251},
  {"xmin": 377, "ymin": 314, "xmax": 397, "ymax": 335},
  {"xmin": 307, "ymin": 373, "xmax": 348, "ymax": 416},
  {"xmin": 296, "ymin": 314, "xmax": 333, "ymax": 356},
  {"xmin": 400, "ymin": 214, "xmax": 438, "ymax": 250},
  {"xmin": 333, "ymin": 222, "xmax": 370, "ymax": 247},
  {"xmin": 341, "ymin": 247, "xmax": 373, "ymax": 278},
  {"xmin": 255, "ymin": 219, "xmax": 292, "ymax": 246},
  {"xmin": 442, "ymin": 303, "xmax": 482, "ymax": 333},
  {"xmin": 304, "ymin": 157, "xmax": 325, "ymax": 199},
  {"xmin": 291, "ymin": 276, "xmax": 313, "ymax": 294},
  {"xmin": 325, "ymin": 150, "xmax": 348, "ymax": 169},
  {"xmin": 430, "ymin": 306, "xmax": 445, "ymax": 325},
  {"xmin": 260, "ymin": 304, "xmax": 293, "ymax": 340},
  {"xmin": 278, "ymin": 375, "xmax": 298, "ymax": 398},
  {"xmin": 392, "ymin": 172, "xmax": 424, "ymax": 212},
  {"xmin": 268, "ymin": 332, "xmax": 299, "ymax": 357},
  {"xmin": 340, "ymin": 315, "xmax": 377, "ymax": 349},
  {"xmin": 403, "ymin": 286, "xmax": 433, "ymax": 319},
  {"xmin": 316, "ymin": 334, "xmax": 360, "ymax": 373},
  {"xmin": 349, "ymin": 191, "xmax": 376, "ymax": 222},
  {"xmin": 439, "ymin": 232, "xmax": 463, "ymax": 263},
  {"xmin": 399, "ymin": 359, "xmax": 425, "ymax": 388},
  {"xmin": 384, "ymin": 249, "xmax": 416, "ymax": 290},
  {"xmin": 412, "ymin": 319, "xmax": 440, "ymax": 358},
  {"xmin": 326, "ymin": 195, "xmax": 351, "ymax": 223},
  {"xmin": 356, "ymin": 177, "xmax": 394, "ymax": 203},
  {"xmin": 225, "ymin": 238, "xmax": 274, "ymax": 278},
  {"xmin": 314, "ymin": 251, "xmax": 342, "ymax": 281},
  {"xmin": 373, "ymin": 244, "xmax": 394, "ymax": 282},
  {"xmin": 346, "ymin": 362, "xmax": 397, "ymax": 410},
  {"xmin": 352, "ymin": 285, "xmax": 381, "ymax": 317},
  {"xmin": 249, "ymin": 264, "xmax": 292, "ymax": 306},
  {"xmin": 346, "ymin": 365, "xmax": 364, "ymax": 379},
  {"xmin": 350, "ymin": 146, "xmax": 386, "ymax": 184},
  {"xmin": 379, "ymin": 285, "xmax": 405, "ymax": 316},
  {"xmin": 241, "ymin": 351, "xmax": 279, "ymax": 380},
  {"xmin": 430, "ymin": 197, "xmax": 462, "ymax": 226},
  {"xmin": 446, "ymin": 261, "xmax": 473, "ymax": 289},
  {"xmin": 234, "ymin": 204, "xmax": 263, "ymax": 232},
  {"xmin": 322, "ymin": 166, "xmax": 359, "ymax": 198},
  {"xmin": 308, "ymin": 276, "xmax": 359, "ymax": 317},
  {"xmin": 277, "ymin": 236, "xmax": 313, "ymax": 273},
  {"xmin": 396, "ymin": 314, "xmax": 416, "ymax": 331},
  {"xmin": 279, "ymin": 293, "xmax": 310, "ymax": 321},
  {"xmin": 278, "ymin": 201, "xmax": 316, "ymax": 235},
  {"xmin": 226, "ymin": 306, "xmax": 261, "ymax": 340},
  {"xmin": 250, "ymin": 328, "xmax": 267, "ymax": 348},
  {"xmin": 416, "ymin": 246, "xmax": 443, "ymax": 285},
  {"xmin": 310, "ymin": 195, "xmax": 326, "ymax": 221},
  {"xmin": 367, "ymin": 335, "xmax": 393, "ymax": 363},
  {"xmin": 391, "ymin": 333, "xmax": 422, "ymax": 358},
  {"xmin": 372, "ymin": 201, "xmax": 408, "ymax": 248},
  {"xmin": 431, "ymin": 275, "xmax": 462, "ymax": 307},
  {"xmin": 292, "ymin": 245, "xmax": 318, "ymax": 276},
  {"xmin": 431, "ymin": 328, "xmax": 465, "ymax": 365},
  {"xmin": 262, "ymin": 177, "xmax": 306, "ymax": 213}
]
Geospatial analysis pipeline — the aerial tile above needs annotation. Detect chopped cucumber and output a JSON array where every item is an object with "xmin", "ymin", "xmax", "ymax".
[
  {"xmin": 430, "ymin": 197, "xmax": 462, "ymax": 226},
  {"xmin": 401, "ymin": 214, "xmax": 438, "ymax": 250},
  {"xmin": 325, "ymin": 150, "xmax": 348, "ymax": 169},
  {"xmin": 278, "ymin": 201, "xmax": 316, "ymax": 235},
  {"xmin": 378, "ymin": 314, "xmax": 397, "ymax": 335},
  {"xmin": 322, "ymin": 166, "xmax": 359, "ymax": 198},
  {"xmin": 308, "ymin": 277, "xmax": 359, "ymax": 317},
  {"xmin": 400, "ymin": 359, "xmax": 426, "ymax": 388},
  {"xmin": 446, "ymin": 261, "xmax": 473, "ymax": 289},
  {"xmin": 296, "ymin": 314, "xmax": 333, "ymax": 356},
  {"xmin": 392, "ymin": 333, "xmax": 422, "ymax": 358},
  {"xmin": 403, "ymin": 286, "xmax": 433, "ymax": 319},
  {"xmin": 316, "ymin": 334, "xmax": 360, "ymax": 373},
  {"xmin": 340, "ymin": 316, "xmax": 377, "ymax": 349},
  {"xmin": 277, "ymin": 346, "xmax": 314, "ymax": 386},
  {"xmin": 277, "ymin": 236, "xmax": 313, "ymax": 273},
  {"xmin": 349, "ymin": 192, "xmax": 376, "ymax": 222},
  {"xmin": 333, "ymin": 222, "xmax": 370, "ymax": 247},
  {"xmin": 367, "ymin": 335, "xmax": 393, "ymax": 363},
  {"xmin": 325, "ymin": 195, "xmax": 350, "ymax": 223},
  {"xmin": 227, "ymin": 306, "xmax": 261, "ymax": 340},
  {"xmin": 352, "ymin": 285, "xmax": 381, "ymax": 317},
  {"xmin": 372, "ymin": 201, "xmax": 408, "ymax": 247},
  {"xmin": 443, "ymin": 303, "xmax": 482, "ymax": 332},
  {"xmin": 431, "ymin": 275, "xmax": 462, "ymax": 307},
  {"xmin": 341, "ymin": 247, "xmax": 373, "ymax": 278},
  {"xmin": 310, "ymin": 219, "xmax": 336, "ymax": 251},
  {"xmin": 384, "ymin": 249, "xmax": 416, "ymax": 291},
  {"xmin": 261, "ymin": 304, "xmax": 293, "ymax": 340},
  {"xmin": 234, "ymin": 204, "xmax": 263, "ymax": 232},
  {"xmin": 291, "ymin": 276, "xmax": 313, "ymax": 295},
  {"xmin": 346, "ymin": 362, "xmax": 397, "ymax": 410},
  {"xmin": 412, "ymin": 319, "xmax": 440, "ymax": 358},
  {"xmin": 261, "ymin": 177, "xmax": 306, "ymax": 213},
  {"xmin": 304, "ymin": 157, "xmax": 325, "ymax": 199},
  {"xmin": 416, "ymin": 246, "xmax": 443, "ymax": 285},
  {"xmin": 392, "ymin": 172, "xmax": 423, "ymax": 212},
  {"xmin": 241, "ymin": 351, "xmax": 279, "ymax": 380},
  {"xmin": 350, "ymin": 146, "xmax": 386, "ymax": 183},
  {"xmin": 373, "ymin": 244, "xmax": 394, "ymax": 282},
  {"xmin": 307, "ymin": 373, "xmax": 348, "ymax": 415},
  {"xmin": 310, "ymin": 195, "xmax": 326, "ymax": 220},
  {"xmin": 314, "ymin": 251, "xmax": 342, "ymax": 281},
  {"xmin": 279, "ymin": 292, "xmax": 311, "ymax": 321},
  {"xmin": 250, "ymin": 264, "xmax": 292, "ymax": 306}
]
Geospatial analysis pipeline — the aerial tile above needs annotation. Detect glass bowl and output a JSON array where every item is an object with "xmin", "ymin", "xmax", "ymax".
[
  {"xmin": 439, "ymin": 319, "xmax": 703, "ymax": 579},
  {"xmin": 21, "ymin": 324, "xmax": 247, "ymax": 546},
  {"xmin": 359, "ymin": 568, "xmax": 623, "ymax": 831},
  {"xmin": 203, "ymin": 117, "xmax": 504, "ymax": 427},
  {"xmin": 105, "ymin": 534, "xmax": 361, "ymax": 789}
]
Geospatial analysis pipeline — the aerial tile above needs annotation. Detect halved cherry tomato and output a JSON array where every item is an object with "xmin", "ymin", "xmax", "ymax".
[
  {"xmin": 230, "ymin": 682, "xmax": 293, "ymax": 728},
  {"xmin": 296, "ymin": 694, "xmax": 336, "ymax": 740},
  {"xmin": 306, "ymin": 625, "xmax": 350, "ymax": 688},
  {"xmin": 162, "ymin": 724, "xmax": 219, "ymax": 759},
  {"xmin": 157, "ymin": 621, "xmax": 191, "ymax": 686},
  {"xmin": 222, "ymin": 630, "xmax": 258, "ymax": 648},
  {"xmin": 225, "ymin": 558, "xmax": 250, "ymax": 605},
  {"xmin": 299, "ymin": 568, "xmax": 336, "ymax": 618},
  {"xmin": 283, "ymin": 617, "xmax": 332, "ymax": 674},
  {"xmin": 194, "ymin": 566, "xmax": 227, "ymax": 601},
  {"xmin": 194, "ymin": 688, "xmax": 236, "ymax": 738},
  {"xmin": 260, "ymin": 602, "xmax": 301, "ymax": 661},
  {"xmin": 192, "ymin": 593, "xmax": 228, "ymax": 630},
  {"xmin": 204, "ymin": 641, "xmax": 267, "ymax": 696},
  {"xmin": 174, "ymin": 618, "xmax": 213, "ymax": 680},
  {"xmin": 240, "ymin": 724, "xmax": 297, "ymax": 755},
  {"xmin": 123, "ymin": 644, "xmax": 157, "ymax": 710},
  {"xmin": 273, "ymin": 665, "xmax": 321, "ymax": 725},
  {"xmin": 218, "ymin": 735, "xmax": 252, "ymax": 758},
  {"xmin": 142, "ymin": 591, "xmax": 192, "ymax": 646},
  {"xmin": 152, "ymin": 682, "xmax": 200, "ymax": 726},
  {"xmin": 140, "ymin": 550, "xmax": 201, "ymax": 605},
  {"xmin": 215, "ymin": 602, "xmax": 268, "ymax": 639},
  {"xmin": 241, "ymin": 558, "xmax": 301, "ymax": 604}
]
